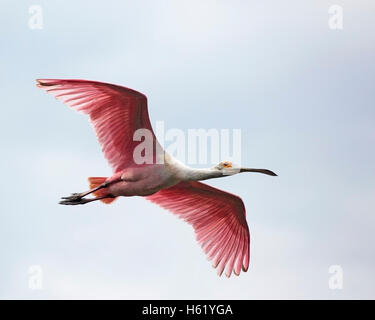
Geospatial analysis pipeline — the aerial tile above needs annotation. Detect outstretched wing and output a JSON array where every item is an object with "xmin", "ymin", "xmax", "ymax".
[
  {"xmin": 37, "ymin": 79, "xmax": 160, "ymax": 172},
  {"xmin": 146, "ymin": 181, "xmax": 250, "ymax": 277}
]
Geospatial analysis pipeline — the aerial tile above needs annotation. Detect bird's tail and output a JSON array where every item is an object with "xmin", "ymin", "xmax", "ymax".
[{"xmin": 88, "ymin": 177, "xmax": 117, "ymax": 204}]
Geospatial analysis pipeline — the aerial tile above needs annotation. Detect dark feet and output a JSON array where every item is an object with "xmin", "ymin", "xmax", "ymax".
[
  {"xmin": 61, "ymin": 193, "xmax": 82, "ymax": 201},
  {"xmin": 59, "ymin": 193, "xmax": 92, "ymax": 205},
  {"xmin": 59, "ymin": 197, "xmax": 94, "ymax": 205}
]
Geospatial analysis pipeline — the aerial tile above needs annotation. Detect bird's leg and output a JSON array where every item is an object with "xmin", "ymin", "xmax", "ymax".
[
  {"xmin": 60, "ymin": 175, "xmax": 126, "ymax": 202},
  {"xmin": 59, "ymin": 195, "xmax": 114, "ymax": 206},
  {"xmin": 61, "ymin": 182, "xmax": 110, "ymax": 201}
]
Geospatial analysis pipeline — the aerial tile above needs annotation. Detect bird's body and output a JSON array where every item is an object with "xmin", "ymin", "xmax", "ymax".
[
  {"xmin": 91, "ymin": 155, "xmax": 216, "ymax": 197},
  {"xmin": 37, "ymin": 78, "xmax": 276, "ymax": 277},
  {"xmin": 106, "ymin": 160, "xmax": 179, "ymax": 197},
  {"xmin": 107, "ymin": 167, "xmax": 171, "ymax": 197}
]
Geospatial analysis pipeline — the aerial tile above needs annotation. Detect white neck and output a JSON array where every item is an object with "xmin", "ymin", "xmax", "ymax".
[
  {"xmin": 183, "ymin": 167, "xmax": 222, "ymax": 181},
  {"xmin": 165, "ymin": 153, "xmax": 223, "ymax": 181}
]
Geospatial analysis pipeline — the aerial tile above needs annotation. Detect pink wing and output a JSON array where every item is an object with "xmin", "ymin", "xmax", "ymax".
[
  {"xmin": 37, "ymin": 79, "xmax": 159, "ymax": 172},
  {"xmin": 146, "ymin": 181, "xmax": 250, "ymax": 277}
]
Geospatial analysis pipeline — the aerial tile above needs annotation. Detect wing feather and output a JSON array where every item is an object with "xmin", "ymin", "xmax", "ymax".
[
  {"xmin": 146, "ymin": 181, "xmax": 250, "ymax": 277},
  {"xmin": 37, "ymin": 79, "xmax": 160, "ymax": 171}
]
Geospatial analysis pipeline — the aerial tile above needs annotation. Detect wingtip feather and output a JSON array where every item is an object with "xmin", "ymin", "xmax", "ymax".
[{"xmin": 36, "ymin": 79, "xmax": 57, "ymax": 87}]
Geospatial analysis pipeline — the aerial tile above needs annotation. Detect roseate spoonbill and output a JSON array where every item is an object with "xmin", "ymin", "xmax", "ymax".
[{"xmin": 37, "ymin": 79, "xmax": 277, "ymax": 277}]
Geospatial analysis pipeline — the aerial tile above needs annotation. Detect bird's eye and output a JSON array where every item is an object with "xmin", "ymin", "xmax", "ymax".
[{"xmin": 223, "ymin": 162, "xmax": 232, "ymax": 168}]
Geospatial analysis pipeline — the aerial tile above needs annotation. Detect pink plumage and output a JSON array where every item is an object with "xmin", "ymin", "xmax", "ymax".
[
  {"xmin": 37, "ymin": 79, "xmax": 158, "ymax": 171},
  {"xmin": 37, "ymin": 79, "xmax": 276, "ymax": 277},
  {"xmin": 146, "ymin": 181, "xmax": 250, "ymax": 277}
]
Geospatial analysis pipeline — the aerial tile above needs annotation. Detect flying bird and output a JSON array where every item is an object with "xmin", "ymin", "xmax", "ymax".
[{"xmin": 37, "ymin": 79, "xmax": 277, "ymax": 277}]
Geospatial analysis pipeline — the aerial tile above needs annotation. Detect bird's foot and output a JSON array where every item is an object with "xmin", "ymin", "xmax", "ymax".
[
  {"xmin": 59, "ymin": 197, "xmax": 92, "ymax": 205},
  {"xmin": 61, "ymin": 193, "xmax": 82, "ymax": 201}
]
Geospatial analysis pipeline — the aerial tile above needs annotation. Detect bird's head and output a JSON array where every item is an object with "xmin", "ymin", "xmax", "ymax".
[{"xmin": 214, "ymin": 160, "xmax": 277, "ymax": 177}]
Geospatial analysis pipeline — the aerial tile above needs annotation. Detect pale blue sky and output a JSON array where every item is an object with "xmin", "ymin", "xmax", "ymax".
[{"xmin": 1, "ymin": 0, "xmax": 374, "ymax": 299}]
